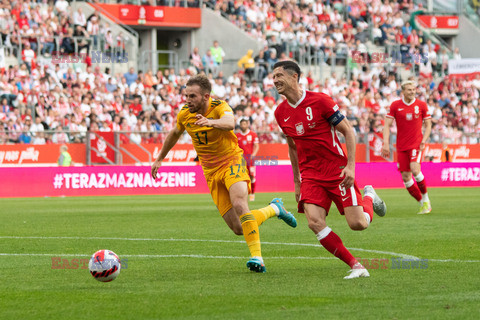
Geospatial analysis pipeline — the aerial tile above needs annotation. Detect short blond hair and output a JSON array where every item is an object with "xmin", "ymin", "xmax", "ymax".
[{"xmin": 401, "ymin": 80, "xmax": 416, "ymax": 90}]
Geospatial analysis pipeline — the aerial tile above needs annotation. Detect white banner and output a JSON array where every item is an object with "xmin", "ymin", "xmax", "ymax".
[{"xmin": 448, "ymin": 59, "xmax": 480, "ymax": 75}]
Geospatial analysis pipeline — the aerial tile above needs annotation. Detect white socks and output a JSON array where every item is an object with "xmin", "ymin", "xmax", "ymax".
[
  {"xmin": 363, "ymin": 212, "xmax": 371, "ymax": 226},
  {"xmin": 269, "ymin": 204, "xmax": 280, "ymax": 215},
  {"xmin": 404, "ymin": 179, "xmax": 415, "ymax": 188},
  {"xmin": 422, "ymin": 193, "xmax": 430, "ymax": 203},
  {"xmin": 316, "ymin": 226, "xmax": 332, "ymax": 241},
  {"xmin": 414, "ymin": 172, "xmax": 425, "ymax": 182}
]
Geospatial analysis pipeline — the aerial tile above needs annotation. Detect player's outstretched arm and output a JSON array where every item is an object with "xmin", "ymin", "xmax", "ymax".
[
  {"xmin": 151, "ymin": 126, "xmax": 184, "ymax": 179},
  {"xmin": 420, "ymin": 118, "xmax": 432, "ymax": 151},
  {"xmin": 335, "ymin": 119, "xmax": 356, "ymax": 189},
  {"xmin": 382, "ymin": 117, "xmax": 394, "ymax": 158},
  {"xmin": 287, "ymin": 136, "xmax": 301, "ymax": 203}
]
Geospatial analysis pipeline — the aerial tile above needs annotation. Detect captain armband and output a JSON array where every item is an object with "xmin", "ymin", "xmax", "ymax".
[{"xmin": 327, "ymin": 110, "xmax": 345, "ymax": 126}]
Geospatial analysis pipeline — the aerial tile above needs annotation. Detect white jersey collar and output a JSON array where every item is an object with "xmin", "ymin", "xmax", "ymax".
[
  {"xmin": 402, "ymin": 97, "xmax": 416, "ymax": 106},
  {"xmin": 288, "ymin": 90, "xmax": 306, "ymax": 108}
]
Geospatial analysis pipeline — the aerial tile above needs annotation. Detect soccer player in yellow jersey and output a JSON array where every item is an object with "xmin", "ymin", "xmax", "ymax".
[{"xmin": 151, "ymin": 75, "xmax": 297, "ymax": 273}]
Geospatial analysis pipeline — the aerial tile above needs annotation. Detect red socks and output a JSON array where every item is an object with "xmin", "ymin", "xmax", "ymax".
[
  {"xmin": 318, "ymin": 227, "xmax": 357, "ymax": 268},
  {"xmin": 416, "ymin": 177, "xmax": 427, "ymax": 194},
  {"xmin": 405, "ymin": 179, "xmax": 422, "ymax": 202},
  {"xmin": 363, "ymin": 195, "xmax": 374, "ymax": 223}
]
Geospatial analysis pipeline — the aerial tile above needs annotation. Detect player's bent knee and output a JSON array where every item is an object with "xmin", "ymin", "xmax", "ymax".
[
  {"xmin": 231, "ymin": 198, "xmax": 249, "ymax": 215},
  {"xmin": 401, "ymin": 172, "xmax": 412, "ymax": 182},
  {"xmin": 307, "ymin": 220, "xmax": 326, "ymax": 233},
  {"xmin": 348, "ymin": 220, "xmax": 367, "ymax": 231},
  {"xmin": 232, "ymin": 226, "xmax": 243, "ymax": 236}
]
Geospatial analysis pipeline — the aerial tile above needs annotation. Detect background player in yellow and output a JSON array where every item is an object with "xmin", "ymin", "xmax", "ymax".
[{"xmin": 151, "ymin": 75, "xmax": 297, "ymax": 273}]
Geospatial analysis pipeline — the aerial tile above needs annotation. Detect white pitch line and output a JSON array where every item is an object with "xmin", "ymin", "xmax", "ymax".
[
  {"xmin": 0, "ymin": 253, "xmax": 337, "ymax": 260},
  {"xmin": 427, "ymin": 258, "xmax": 480, "ymax": 263},
  {"xmin": 0, "ymin": 236, "xmax": 477, "ymax": 263},
  {"xmin": 0, "ymin": 236, "xmax": 417, "ymax": 259},
  {"xmin": 0, "ymin": 253, "xmax": 479, "ymax": 263}
]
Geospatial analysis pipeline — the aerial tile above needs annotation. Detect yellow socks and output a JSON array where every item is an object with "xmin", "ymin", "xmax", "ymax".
[
  {"xmin": 251, "ymin": 205, "xmax": 276, "ymax": 227},
  {"xmin": 239, "ymin": 213, "xmax": 261, "ymax": 257},
  {"xmin": 239, "ymin": 205, "xmax": 278, "ymax": 258}
]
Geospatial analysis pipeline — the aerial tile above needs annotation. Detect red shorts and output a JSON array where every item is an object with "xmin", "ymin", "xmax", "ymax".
[
  {"xmin": 298, "ymin": 179, "xmax": 363, "ymax": 215},
  {"xmin": 397, "ymin": 149, "xmax": 422, "ymax": 172},
  {"xmin": 244, "ymin": 155, "xmax": 256, "ymax": 181}
]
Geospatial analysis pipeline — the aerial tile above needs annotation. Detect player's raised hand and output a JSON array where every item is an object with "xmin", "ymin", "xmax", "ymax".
[
  {"xmin": 194, "ymin": 114, "xmax": 211, "ymax": 127},
  {"xmin": 339, "ymin": 165, "xmax": 355, "ymax": 189},
  {"xmin": 381, "ymin": 144, "xmax": 390, "ymax": 158},
  {"xmin": 151, "ymin": 159, "xmax": 162, "ymax": 179}
]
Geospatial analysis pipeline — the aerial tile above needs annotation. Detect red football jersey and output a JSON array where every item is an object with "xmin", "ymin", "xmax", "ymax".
[
  {"xmin": 236, "ymin": 129, "xmax": 259, "ymax": 155},
  {"xmin": 275, "ymin": 91, "xmax": 347, "ymax": 183},
  {"xmin": 386, "ymin": 98, "xmax": 431, "ymax": 151}
]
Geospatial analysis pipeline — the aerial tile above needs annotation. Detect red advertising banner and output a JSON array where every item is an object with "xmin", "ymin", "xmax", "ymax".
[
  {"xmin": 1, "ymin": 143, "xmax": 480, "ymax": 166},
  {"xmin": 90, "ymin": 132, "xmax": 115, "ymax": 164},
  {"xmin": 119, "ymin": 5, "xmax": 164, "ymax": 22},
  {"xmin": 0, "ymin": 144, "xmax": 85, "ymax": 165},
  {"xmin": 423, "ymin": 144, "xmax": 480, "ymax": 162},
  {"xmin": 94, "ymin": 3, "xmax": 201, "ymax": 28},
  {"xmin": 416, "ymin": 15, "xmax": 459, "ymax": 29},
  {"xmin": 1, "ymin": 163, "xmax": 478, "ymax": 198}
]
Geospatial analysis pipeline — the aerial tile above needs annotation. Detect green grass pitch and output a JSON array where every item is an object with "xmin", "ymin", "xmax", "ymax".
[{"xmin": 0, "ymin": 188, "xmax": 479, "ymax": 319}]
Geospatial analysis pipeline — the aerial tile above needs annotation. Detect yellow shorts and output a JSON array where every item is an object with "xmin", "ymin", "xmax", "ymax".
[{"xmin": 206, "ymin": 155, "xmax": 251, "ymax": 216}]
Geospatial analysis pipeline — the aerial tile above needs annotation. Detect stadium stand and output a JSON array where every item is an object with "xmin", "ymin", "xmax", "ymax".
[{"xmin": 0, "ymin": 0, "xmax": 478, "ymax": 146}]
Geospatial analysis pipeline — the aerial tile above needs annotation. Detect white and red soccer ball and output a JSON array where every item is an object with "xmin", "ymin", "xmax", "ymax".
[{"xmin": 88, "ymin": 249, "xmax": 121, "ymax": 282}]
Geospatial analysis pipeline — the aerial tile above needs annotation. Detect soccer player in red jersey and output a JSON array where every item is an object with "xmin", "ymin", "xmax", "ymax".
[
  {"xmin": 382, "ymin": 80, "xmax": 432, "ymax": 214},
  {"xmin": 236, "ymin": 119, "xmax": 260, "ymax": 201},
  {"xmin": 272, "ymin": 60, "xmax": 387, "ymax": 279}
]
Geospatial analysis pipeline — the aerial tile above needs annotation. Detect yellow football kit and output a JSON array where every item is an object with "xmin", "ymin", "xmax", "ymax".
[{"xmin": 176, "ymin": 98, "xmax": 251, "ymax": 215}]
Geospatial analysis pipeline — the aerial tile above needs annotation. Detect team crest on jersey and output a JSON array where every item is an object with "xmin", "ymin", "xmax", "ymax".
[
  {"xmin": 247, "ymin": 135, "xmax": 252, "ymax": 141},
  {"xmin": 406, "ymin": 113, "xmax": 413, "ymax": 121},
  {"xmin": 295, "ymin": 122, "xmax": 305, "ymax": 135}
]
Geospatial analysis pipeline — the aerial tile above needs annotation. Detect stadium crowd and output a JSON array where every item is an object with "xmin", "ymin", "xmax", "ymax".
[{"xmin": 0, "ymin": 0, "xmax": 478, "ymax": 145}]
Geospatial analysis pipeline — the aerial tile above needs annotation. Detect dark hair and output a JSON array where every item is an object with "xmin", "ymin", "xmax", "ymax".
[
  {"xmin": 239, "ymin": 119, "xmax": 249, "ymax": 124},
  {"xmin": 186, "ymin": 74, "xmax": 212, "ymax": 94},
  {"xmin": 273, "ymin": 60, "xmax": 301, "ymax": 82}
]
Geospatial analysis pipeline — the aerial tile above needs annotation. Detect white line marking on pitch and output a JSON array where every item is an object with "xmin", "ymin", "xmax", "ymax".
[
  {"xmin": 0, "ymin": 253, "xmax": 479, "ymax": 263},
  {"xmin": 0, "ymin": 236, "xmax": 477, "ymax": 263},
  {"xmin": 0, "ymin": 253, "xmax": 338, "ymax": 260}
]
